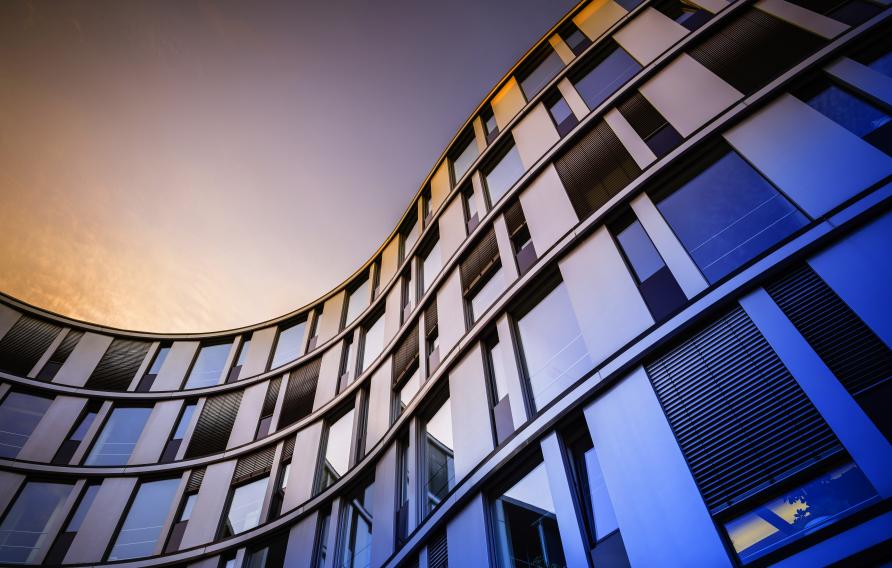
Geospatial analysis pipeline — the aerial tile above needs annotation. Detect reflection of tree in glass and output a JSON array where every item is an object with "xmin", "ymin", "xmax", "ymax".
[{"xmin": 785, "ymin": 464, "xmax": 876, "ymax": 529}]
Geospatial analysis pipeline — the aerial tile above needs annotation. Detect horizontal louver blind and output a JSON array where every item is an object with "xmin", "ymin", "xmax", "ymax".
[
  {"xmin": 503, "ymin": 199, "xmax": 526, "ymax": 238},
  {"xmin": 554, "ymin": 119, "xmax": 641, "ymax": 221},
  {"xmin": 185, "ymin": 390, "xmax": 243, "ymax": 458},
  {"xmin": 233, "ymin": 446, "xmax": 276, "ymax": 484},
  {"xmin": 428, "ymin": 529, "xmax": 448, "ymax": 568},
  {"xmin": 85, "ymin": 338, "xmax": 150, "ymax": 391},
  {"xmin": 187, "ymin": 468, "xmax": 205, "ymax": 492},
  {"xmin": 0, "ymin": 316, "xmax": 62, "ymax": 376},
  {"xmin": 425, "ymin": 302, "xmax": 438, "ymax": 337},
  {"xmin": 645, "ymin": 304, "xmax": 841, "ymax": 511},
  {"xmin": 49, "ymin": 330, "xmax": 82, "ymax": 367},
  {"xmin": 278, "ymin": 358, "xmax": 321, "ymax": 428},
  {"xmin": 282, "ymin": 436, "xmax": 296, "ymax": 460},
  {"xmin": 460, "ymin": 228, "xmax": 500, "ymax": 294},
  {"xmin": 766, "ymin": 265, "xmax": 892, "ymax": 396},
  {"xmin": 393, "ymin": 322, "xmax": 419, "ymax": 385},
  {"xmin": 262, "ymin": 377, "xmax": 282, "ymax": 417},
  {"xmin": 688, "ymin": 8, "xmax": 824, "ymax": 95},
  {"xmin": 618, "ymin": 92, "xmax": 666, "ymax": 140}
]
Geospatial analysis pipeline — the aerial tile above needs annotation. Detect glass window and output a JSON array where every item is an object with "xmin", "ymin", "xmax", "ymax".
[
  {"xmin": 85, "ymin": 406, "xmax": 151, "ymax": 466},
  {"xmin": 519, "ymin": 48, "xmax": 565, "ymax": 99},
  {"xmin": 319, "ymin": 408, "xmax": 356, "ymax": 492},
  {"xmin": 470, "ymin": 268, "xmax": 507, "ymax": 324},
  {"xmin": 424, "ymin": 398, "xmax": 455, "ymax": 517},
  {"xmin": 345, "ymin": 279, "xmax": 371, "ymax": 326},
  {"xmin": 237, "ymin": 338, "xmax": 251, "ymax": 367},
  {"xmin": 617, "ymin": 219, "xmax": 664, "ymax": 282},
  {"xmin": 465, "ymin": 185, "xmax": 481, "ymax": 225},
  {"xmin": 561, "ymin": 24, "xmax": 591, "ymax": 56},
  {"xmin": 0, "ymin": 391, "xmax": 52, "ymax": 458},
  {"xmin": 403, "ymin": 216, "xmax": 420, "ymax": 258},
  {"xmin": 483, "ymin": 107, "xmax": 499, "ymax": 143},
  {"xmin": 867, "ymin": 50, "xmax": 892, "ymax": 77},
  {"xmin": 487, "ymin": 340, "xmax": 510, "ymax": 403},
  {"xmin": 573, "ymin": 46, "xmax": 641, "ymax": 111},
  {"xmin": 339, "ymin": 480, "xmax": 374, "ymax": 568},
  {"xmin": 312, "ymin": 508, "xmax": 331, "ymax": 568},
  {"xmin": 724, "ymin": 461, "xmax": 878, "ymax": 563},
  {"xmin": 452, "ymin": 136, "xmax": 479, "ymax": 183},
  {"xmin": 360, "ymin": 314, "xmax": 385, "ymax": 373},
  {"xmin": 397, "ymin": 368, "xmax": 422, "ymax": 414},
  {"xmin": 0, "ymin": 481, "xmax": 74, "ymax": 563},
  {"xmin": 484, "ymin": 145, "xmax": 525, "ymax": 205},
  {"xmin": 656, "ymin": 150, "xmax": 809, "ymax": 283},
  {"xmin": 172, "ymin": 402, "xmax": 196, "ymax": 441},
  {"xmin": 804, "ymin": 84, "xmax": 891, "ymax": 153},
  {"xmin": 108, "ymin": 478, "xmax": 179, "ymax": 560},
  {"xmin": 53, "ymin": 403, "xmax": 100, "ymax": 465},
  {"xmin": 421, "ymin": 240, "xmax": 442, "ymax": 294},
  {"xmin": 516, "ymin": 281, "xmax": 593, "ymax": 411},
  {"xmin": 184, "ymin": 343, "xmax": 231, "ymax": 389},
  {"xmin": 221, "ymin": 476, "xmax": 269, "ymax": 537},
  {"xmin": 148, "ymin": 346, "xmax": 170, "ymax": 375},
  {"xmin": 547, "ymin": 95, "xmax": 577, "ymax": 137},
  {"xmin": 270, "ymin": 320, "xmax": 307, "ymax": 369},
  {"xmin": 492, "ymin": 461, "xmax": 566, "ymax": 568},
  {"xmin": 66, "ymin": 483, "xmax": 100, "ymax": 534}
]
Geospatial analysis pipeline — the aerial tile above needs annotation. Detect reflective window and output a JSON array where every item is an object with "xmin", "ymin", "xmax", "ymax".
[
  {"xmin": 65, "ymin": 483, "xmax": 100, "ymax": 534},
  {"xmin": 221, "ymin": 476, "xmax": 269, "ymax": 537},
  {"xmin": 867, "ymin": 50, "xmax": 892, "ymax": 77},
  {"xmin": 724, "ymin": 462, "xmax": 878, "ymax": 563},
  {"xmin": 185, "ymin": 343, "xmax": 231, "ymax": 389},
  {"xmin": 804, "ymin": 84, "xmax": 892, "ymax": 154},
  {"xmin": 53, "ymin": 403, "xmax": 100, "ymax": 465},
  {"xmin": 424, "ymin": 398, "xmax": 454, "ymax": 518},
  {"xmin": 148, "ymin": 346, "xmax": 170, "ymax": 375},
  {"xmin": 656, "ymin": 149, "xmax": 808, "ymax": 283},
  {"xmin": 0, "ymin": 391, "xmax": 52, "ymax": 458},
  {"xmin": 161, "ymin": 401, "xmax": 197, "ymax": 462},
  {"xmin": 470, "ymin": 268, "xmax": 507, "ymax": 324},
  {"xmin": 397, "ymin": 368, "xmax": 421, "ymax": 414},
  {"xmin": 229, "ymin": 336, "xmax": 251, "ymax": 383},
  {"xmin": 487, "ymin": 340, "xmax": 510, "ymax": 403},
  {"xmin": 492, "ymin": 461, "xmax": 566, "ymax": 568},
  {"xmin": 484, "ymin": 144, "xmax": 525, "ymax": 205},
  {"xmin": 560, "ymin": 22, "xmax": 591, "ymax": 56},
  {"xmin": 360, "ymin": 314, "xmax": 385, "ymax": 373},
  {"xmin": 403, "ymin": 216, "xmax": 420, "ymax": 258},
  {"xmin": 482, "ymin": 106, "xmax": 499, "ymax": 144},
  {"xmin": 339, "ymin": 479, "xmax": 374, "ymax": 568},
  {"xmin": 516, "ymin": 281, "xmax": 593, "ymax": 410},
  {"xmin": 85, "ymin": 406, "xmax": 151, "ymax": 466},
  {"xmin": 345, "ymin": 279, "xmax": 371, "ymax": 326},
  {"xmin": 519, "ymin": 47, "xmax": 565, "ymax": 99},
  {"xmin": 108, "ymin": 478, "xmax": 179, "ymax": 560},
  {"xmin": 0, "ymin": 481, "xmax": 74, "ymax": 563},
  {"xmin": 312, "ymin": 508, "xmax": 331, "ymax": 568},
  {"xmin": 270, "ymin": 320, "xmax": 307, "ymax": 369},
  {"xmin": 547, "ymin": 94, "xmax": 578, "ymax": 137},
  {"xmin": 465, "ymin": 184, "xmax": 481, "ymax": 229},
  {"xmin": 572, "ymin": 45, "xmax": 641, "ymax": 111},
  {"xmin": 421, "ymin": 240, "xmax": 442, "ymax": 293},
  {"xmin": 44, "ymin": 481, "xmax": 102, "ymax": 563},
  {"xmin": 319, "ymin": 408, "xmax": 356, "ymax": 492},
  {"xmin": 452, "ymin": 135, "xmax": 479, "ymax": 183}
]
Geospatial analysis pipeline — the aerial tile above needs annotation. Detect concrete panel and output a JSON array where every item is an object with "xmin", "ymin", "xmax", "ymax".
[
  {"xmin": 631, "ymin": 193, "xmax": 708, "ymax": 298},
  {"xmin": 549, "ymin": 33, "xmax": 575, "ymax": 65},
  {"xmin": 227, "ymin": 380, "xmax": 268, "ymax": 448},
  {"xmin": 0, "ymin": 304, "xmax": 20, "ymax": 341},
  {"xmin": 366, "ymin": 357, "xmax": 393, "ymax": 449},
  {"xmin": 0, "ymin": 471, "xmax": 25, "ymax": 517},
  {"xmin": 180, "ymin": 460, "xmax": 237, "ymax": 548},
  {"xmin": 519, "ymin": 164, "xmax": 579, "ymax": 254},
  {"xmin": 380, "ymin": 236, "xmax": 401, "ymax": 289},
  {"xmin": 513, "ymin": 103, "xmax": 561, "ymax": 169},
  {"xmin": 495, "ymin": 313, "xmax": 530, "ymax": 428},
  {"xmin": 604, "ymin": 107, "xmax": 657, "ymax": 170},
  {"xmin": 283, "ymin": 421, "xmax": 323, "ymax": 510},
  {"xmin": 435, "ymin": 269, "xmax": 465, "ymax": 357},
  {"xmin": 65, "ymin": 477, "xmax": 138, "ymax": 564},
  {"xmin": 492, "ymin": 77, "xmax": 526, "ymax": 131},
  {"xmin": 430, "ymin": 161, "xmax": 451, "ymax": 213},
  {"xmin": 317, "ymin": 291, "xmax": 346, "ymax": 344},
  {"xmin": 493, "ymin": 215, "xmax": 520, "ymax": 282},
  {"xmin": 614, "ymin": 7, "xmax": 689, "ymax": 66},
  {"xmin": 540, "ymin": 433, "xmax": 591, "ymax": 568},
  {"xmin": 242, "ymin": 325, "xmax": 277, "ymax": 378},
  {"xmin": 17, "ymin": 395, "xmax": 86, "ymax": 462},
  {"xmin": 54, "ymin": 332, "xmax": 112, "ymax": 387},
  {"xmin": 573, "ymin": 0, "xmax": 628, "ymax": 41},
  {"xmin": 756, "ymin": 0, "xmax": 847, "ymax": 39},
  {"xmin": 724, "ymin": 94, "xmax": 892, "ymax": 217},
  {"xmin": 558, "ymin": 226, "xmax": 654, "ymax": 366},
  {"xmin": 557, "ymin": 77, "xmax": 590, "ymax": 121},
  {"xmin": 283, "ymin": 511, "xmax": 320, "ymax": 568},
  {"xmin": 584, "ymin": 367, "xmax": 731, "ymax": 567},
  {"xmin": 472, "ymin": 116, "xmax": 488, "ymax": 152},
  {"xmin": 448, "ymin": 345, "xmax": 495, "ymax": 481},
  {"xmin": 640, "ymin": 53, "xmax": 742, "ymax": 137},
  {"xmin": 446, "ymin": 494, "xmax": 490, "ymax": 568},
  {"xmin": 370, "ymin": 444, "xmax": 398, "ymax": 567},
  {"xmin": 152, "ymin": 340, "xmax": 199, "ymax": 391},
  {"xmin": 807, "ymin": 210, "xmax": 892, "ymax": 347},
  {"xmin": 314, "ymin": 343, "xmax": 344, "ymax": 411},
  {"xmin": 438, "ymin": 195, "xmax": 468, "ymax": 262},
  {"xmin": 130, "ymin": 399, "xmax": 183, "ymax": 465},
  {"xmin": 826, "ymin": 57, "xmax": 892, "ymax": 107}
]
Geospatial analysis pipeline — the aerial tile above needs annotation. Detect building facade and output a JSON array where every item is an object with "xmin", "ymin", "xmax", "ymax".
[{"xmin": 1, "ymin": 0, "xmax": 891, "ymax": 566}]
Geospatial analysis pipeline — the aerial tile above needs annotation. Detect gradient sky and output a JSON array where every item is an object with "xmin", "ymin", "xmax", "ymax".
[{"xmin": 0, "ymin": 0, "xmax": 577, "ymax": 333}]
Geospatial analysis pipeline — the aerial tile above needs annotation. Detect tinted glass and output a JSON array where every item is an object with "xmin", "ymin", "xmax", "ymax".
[
  {"xmin": 868, "ymin": 50, "xmax": 892, "ymax": 77},
  {"xmin": 657, "ymin": 151, "xmax": 808, "ymax": 283},
  {"xmin": 563, "ymin": 28, "xmax": 590, "ymax": 54},
  {"xmin": 148, "ymin": 346, "xmax": 170, "ymax": 375},
  {"xmin": 425, "ymin": 399, "xmax": 455, "ymax": 514},
  {"xmin": 0, "ymin": 392, "xmax": 52, "ymax": 458},
  {"xmin": 488, "ymin": 341, "xmax": 510, "ymax": 401},
  {"xmin": 70, "ymin": 409, "xmax": 98, "ymax": 442},
  {"xmin": 404, "ymin": 218, "xmax": 420, "ymax": 255},
  {"xmin": 421, "ymin": 241, "xmax": 442, "ymax": 292},
  {"xmin": 485, "ymin": 145, "xmax": 525, "ymax": 204},
  {"xmin": 616, "ymin": 220, "xmax": 665, "ymax": 281},
  {"xmin": 452, "ymin": 137, "xmax": 479, "ymax": 182},
  {"xmin": 520, "ymin": 49, "xmax": 564, "ymax": 99},
  {"xmin": 583, "ymin": 447, "xmax": 618, "ymax": 539},
  {"xmin": 517, "ymin": 282, "xmax": 593, "ymax": 410},
  {"xmin": 361, "ymin": 315, "xmax": 385, "ymax": 373},
  {"xmin": 185, "ymin": 343, "xmax": 231, "ymax": 388},
  {"xmin": 574, "ymin": 47, "xmax": 641, "ymax": 111},
  {"xmin": 485, "ymin": 112, "xmax": 498, "ymax": 136},
  {"xmin": 398, "ymin": 368, "xmax": 421, "ymax": 411},
  {"xmin": 237, "ymin": 337, "xmax": 251, "ymax": 366},
  {"xmin": 470, "ymin": 268, "xmax": 507, "ymax": 323},
  {"xmin": 345, "ymin": 279, "xmax": 370, "ymax": 325},
  {"xmin": 0, "ymin": 481, "xmax": 74, "ymax": 563},
  {"xmin": 548, "ymin": 96, "xmax": 574, "ymax": 125},
  {"xmin": 108, "ymin": 478, "xmax": 179, "ymax": 560},
  {"xmin": 321, "ymin": 409, "xmax": 355, "ymax": 490},
  {"xmin": 172, "ymin": 402, "xmax": 197, "ymax": 440},
  {"xmin": 223, "ymin": 477, "xmax": 269, "ymax": 536},
  {"xmin": 806, "ymin": 85, "xmax": 891, "ymax": 137},
  {"xmin": 341, "ymin": 482, "xmax": 374, "ymax": 568},
  {"xmin": 66, "ymin": 483, "xmax": 100, "ymax": 533},
  {"xmin": 271, "ymin": 320, "xmax": 307, "ymax": 369},
  {"xmin": 179, "ymin": 493, "xmax": 197, "ymax": 522},
  {"xmin": 85, "ymin": 406, "xmax": 151, "ymax": 465}
]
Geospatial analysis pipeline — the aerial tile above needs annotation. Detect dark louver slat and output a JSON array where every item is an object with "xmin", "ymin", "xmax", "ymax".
[
  {"xmin": 459, "ymin": 228, "xmax": 500, "ymax": 295},
  {"xmin": 393, "ymin": 323, "xmax": 419, "ymax": 386},
  {"xmin": 425, "ymin": 302, "xmax": 438, "ymax": 338},
  {"xmin": 645, "ymin": 304, "xmax": 841, "ymax": 512},
  {"xmin": 282, "ymin": 436, "xmax": 296, "ymax": 461},
  {"xmin": 85, "ymin": 338, "xmax": 150, "ymax": 391},
  {"xmin": 185, "ymin": 391, "xmax": 243, "ymax": 458},
  {"xmin": 618, "ymin": 92, "xmax": 667, "ymax": 141},
  {"xmin": 278, "ymin": 358, "xmax": 321, "ymax": 428},
  {"xmin": 688, "ymin": 8, "xmax": 825, "ymax": 95},
  {"xmin": 233, "ymin": 446, "xmax": 276, "ymax": 484},
  {"xmin": 428, "ymin": 530, "xmax": 448, "ymax": 568},
  {"xmin": 554, "ymin": 119, "xmax": 641, "ymax": 221},
  {"xmin": 0, "ymin": 316, "xmax": 62, "ymax": 376},
  {"xmin": 37, "ymin": 329, "xmax": 84, "ymax": 380},
  {"xmin": 503, "ymin": 199, "xmax": 526, "ymax": 238},
  {"xmin": 187, "ymin": 468, "xmax": 205, "ymax": 492},
  {"xmin": 262, "ymin": 377, "xmax": 282, "ymax": 417}
]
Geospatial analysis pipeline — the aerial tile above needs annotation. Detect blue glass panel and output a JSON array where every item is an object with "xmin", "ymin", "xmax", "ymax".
[
  {"xmin": 485, "ymin": 145, "xmax": 525, "ymax": 204},
  {"xmin": 617, "ymin": 220, "xmax": 664, "ymax": 281},
  {"xmin": 0, "ymin": 482, "xmax": 74, "ymax": 563},
  {"xmin": 0, "ymin": 392, "xmax": 52, "ymax": 458},
  {"xmin": 867, "ymin": 50, "xmax": 892, "ymax": 78},
  {"xmin": 85, "ymin": 406, "xmax": 152, "ymax": 466},
  {"xmin": 452, "ymin": 137, "xmax": 479, "ymax": 182},
  {"xmin": 109, "ymin": 478, "xmax": 179, "ymax": 560},
  {"xmin": 573, "ymin": 47, "xmax": 641, "ymax": 111},
  {"xmin": 270, "ymin": 320, "xmax": 307, "ymax": 369},
  {"xmin": 185, "ymin": 343, "xmax": 231, "ymax": 388},
  {"xmin": 806, "ymin": 85, "xmax": 891, "ymax": 137},
  {"xmin": 520, "ymin": 49, "xmax": 565, "ymax": 99}
]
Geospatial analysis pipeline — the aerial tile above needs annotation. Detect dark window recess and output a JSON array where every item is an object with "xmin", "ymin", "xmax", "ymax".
[
  {"xmin": 234, "ymin": 446, "xmax": 276, "ymax": 485},
  {"xmin": 0, "ymin": 315, "xmax": 62, "ymax": 376},
  {"xmin": 256, "ymin": 377, "xmax": 282, "ymax": 440},
  {"xmin": 545, "ymin": 91, "xmax": 579, "ymax": 138},
  {"xmin": 228, "ymin": 336, "xmax": 251, "ymax": 383},
  {"xmin": 571, "ymin": 41, "xmax": 642, "ymax": 111},
  {"xmin": 798, "ymin": 79, "xmax": 892, "ymax": 155},
  {"xmin": 392, "ymin": 322, "xmax": 420, "ymax": 387},
  {"xmin": 654, "ymin": 0, "xmax": 713, "ymax": 30},
  {"xmin": 766, "ymin": 264, "xmax": 892, "ymax": 442},
  {"xmin": 787, "ymin": 0, "xmax": 883, "ymax": 26},
  {"xmin": 554, "ymin": 119, "xmax": 642, "ymax": 220},
  {"xmin": 245, "ymin": 533, "xmax": 288, "ymax": 568},
  {"xmin": 36, "ymin": 329, "xmax": 83, "ymax": 381},
  {"xmin": 53, "ymin": 400, "xmax": 101, "ymax": 465},
  {"xmin": 558, "ymin": 20, "xmax": 591, "ymax": 56},
  {"xmin": 645, "ymin": 304, "xmax": 842, "ymax": 512},
  {"xmin": 136, "ymin": 343, "xmax": 170, "ymax": 392},
  {"xmin": 463, "ymin": 185, "xmax": 481, "ymax": 234},
  {"xmin": 481, "ymin": 105, "xmax": 499, "ymax": 145},
  {"xmin": 505, "ymin": 200, "xmax": 537, "ymax": 275},
  {"xmin": 689, "ymin": 8, "xmax": 825, "ymax": 95},
  {"xmin": 278, "ymin": 358, "xmax": 321, "ymax": 429},
  {"xmin": 611, "ymin": 211, "xmax": 686, "ymax": 321},
  {"xmin": 425, "ymin": 302, "xmax": 440, "ymax": 373},
  {"xmin": 184, "ymin": 390, "xmax": 243, "ymax": 459},
  {"xmin": 84, "ymin": 338, "xmax": 150, "ymax": 391},
  {"xmin": 427, "ymin": 529, "xmax": 448, "ymax": 568},
  {"xmin": 618, "ymin": 92, "xmax": 683, "ymax": 158}
]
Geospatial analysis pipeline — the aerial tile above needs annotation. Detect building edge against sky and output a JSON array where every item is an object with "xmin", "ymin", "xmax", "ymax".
[{"xmin": 0, "ymin": 0, "xmax": 891, "ymax": 566}]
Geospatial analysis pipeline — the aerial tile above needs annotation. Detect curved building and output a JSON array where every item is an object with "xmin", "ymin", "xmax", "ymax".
[{"xmin": 1, "ymin": 0, "xmax": 892, "ymax": 566}]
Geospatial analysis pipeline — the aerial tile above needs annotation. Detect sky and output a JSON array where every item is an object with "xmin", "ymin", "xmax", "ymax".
[{"xmin": 0, "ymin": 0, "xmax": 577, "ymax": 333}]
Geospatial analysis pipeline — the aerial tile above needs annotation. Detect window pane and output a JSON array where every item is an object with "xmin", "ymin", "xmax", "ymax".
[
  {"xmin": 422, "ymin": 241, "xmax": 442, "ymax": 293},
  {"xmin": 488, "ymin": 342, "xmax": 510, "ymax": 402},
  {"xmin": 398, "ymin": 368, "xmax": 421, "ymax": 410},
  {"xmin": 656, "ymin": 151, "xmax": 808, "ymax": 283},
  {"xmin": 425, "ymin": 399, "xmax": 455, "ymax": 514},
  {"xmin": 805, "ymin": 85, "xmax": 890, "ymax": 137},
  {"xmin": 148, "ymin": 346, "xmax": 170, "ymax": 375},
  {"xmin": 0, "ymin": 392, "xmax": 52, "ymax": 458},
  {"xmin": 271, "ymin": 321, "xmax": 306, "ymax": 369},
  {"xmin": 361, "ymin": 315, "xmax": 385, "ymax": 373},
  {"xmin": 583, "ymin": 448, "xmax": 618, "ymax": 540},
  {"xmin": 517, "ymin": 282, "xmax": 593, "ymax": 410},
  {"xmin": 185, "ymin": 343, "xmax": 231, "ymax": 388},
  {"xmin": 172, "ymin": 402, "xmax": 197, "ymax": 440},
  {"xmin": 574, "ymin": 47, "xmax": 641, "ymax": 111},
  {"xmin": 616, "ymin": 220, "xmax": 665, "ymax": 282},
  {"xmin": 66, "ymin": 483, "xmax": 101, "ymax": 533},
  {"xmin": 180, "ymin": 493, "xmax": 197, "ymax": 522},
  {"xmin": 223, "ymin": 477, "xmax": 269, "ymax": 536},
  {"xmin": 867, "ymin": 50, "xmax": 892, "ymax": 77},
  {"xmin": 452, "ymin": 137, "xmax": 479, "ymax": 182},
  {"xmin": 321, "ymin": 409, "xmax": 355, "ymax": 489},
  {"xmin": 404, "ymin": 219, "xmax": 420, "ymax": 255},
  {"xmin": 520, "ymin": 49, "xmax": 564, "ymax": 99},
  {"xmin": 470, "ymin": 268, "xmax": 507, "ymax": 323},
  {"xmin": 85, "ymin": 407, "xmax": 152, "ymax": 466},
  {"xmin": 237, "ymin": 338, "xmax": 251, "ymax": 367},
  {"xmin": 345, "ymin": 279, "xmax": 370, "ymax": 325},
  {"xmin": 70, "ymin": 409, "xmax": 98, "ymax": 442},
  {"xmin": 485, "ymin": 146, "xmax": 525, "ymax": 205},
  {"xmin": 0, "ymin": 481, "xmax": 74, "ymax": 564},
  {"xmin": 108, "ymin": 478, "xmax": 179, "ymax": 560},
  {"xmin": 548, "ymin": 96, "xmax": 574, "ymax": 125}
]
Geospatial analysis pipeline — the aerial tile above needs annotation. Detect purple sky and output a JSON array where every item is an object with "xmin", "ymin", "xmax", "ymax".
[{"xmin": 0, "ymin": 0, "xmax": 577, "ymax": 332}]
